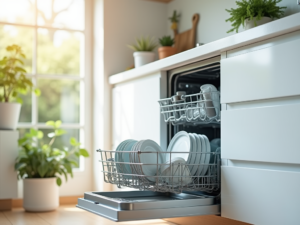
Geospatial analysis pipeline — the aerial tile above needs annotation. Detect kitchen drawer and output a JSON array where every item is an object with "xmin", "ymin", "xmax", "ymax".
[
  {"xmin": 221, "ymin": 34, "xmax": 300, "ymax": 104},
  {"xmin": 221, "ymin": 166, "xmax": 300, "ymax": 225},
  {"xmin": 221, "ymin": 103, "xmax": 300, "ymax": 164}
]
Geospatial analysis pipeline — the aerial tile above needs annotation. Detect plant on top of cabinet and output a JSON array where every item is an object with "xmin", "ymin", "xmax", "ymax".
[
  {"xmin": 158, "ymin": 36, "xmax": 177, "ymax": 59},
  {"xmin": 169, "ymin": 10, "xmax": 180, "ymax": 32},
  {"xmin": 226, "ymin": 0, "xmax": 286, "ymax": 33},
  {"xmin": 15, "ymin": 120, "xmax": 89, "ymax": 211},
  {"xmin": 128, "ymin": 36, "xmax": 158, "ymax": 68},
  {"xmin": 0, "ymin": 45, "xmax": 40, "ymax": 130}
]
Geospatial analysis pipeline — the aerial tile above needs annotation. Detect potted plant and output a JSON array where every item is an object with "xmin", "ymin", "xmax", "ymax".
[
  {"xmin": 15, "ymin": 120, "xmax": 89, "ymax": 211},
  {"xmin": 226, "ymin": 0, "xmax": 286, "ymax": 33},
  {"xmin": 0, "ymin": 45, "xmax": 39, "ymax": 130},
  {"xmin": 158, "ymin": 36, "xmax": 176, "ymax": 59},
  {"xmin": 128, "ymin": 36, "xmax": 157, "ymax": 68}
]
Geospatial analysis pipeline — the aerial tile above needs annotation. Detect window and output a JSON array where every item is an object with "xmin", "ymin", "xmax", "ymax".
[{"xmin": 0, "ymin": 0, "xmax": 92, "ymax": 170}]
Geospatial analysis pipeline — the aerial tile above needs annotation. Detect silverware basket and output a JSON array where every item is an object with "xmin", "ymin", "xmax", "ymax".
[
  {"xmin": 158, "ymin": 91, "xmax": 220, "ymax": 126},
  {"xmin": 97, "ymin": 149, "xmax": 220, "ymax": 194}
]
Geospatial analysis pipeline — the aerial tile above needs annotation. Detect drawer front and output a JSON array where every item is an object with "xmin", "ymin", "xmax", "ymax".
[
  {"xmin": 221, "ymin": 36, "xmax": 300, "ymax": 103},
  {"xmin": 221, "ymin": 103, "xmax": 300, "ymax": 164},
  {"xmin": 221, "ymin": 166, "xmax": 300, "ymax": 225}
]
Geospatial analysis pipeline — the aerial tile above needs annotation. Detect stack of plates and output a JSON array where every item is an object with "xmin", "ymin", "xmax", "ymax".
[
  {"xmin": 115, "ymin": 139, "xmax": 164, "ymax": 182},
  {"xmin": 167, "ymin": 131, "xmax": 211, "ymax": 177}
]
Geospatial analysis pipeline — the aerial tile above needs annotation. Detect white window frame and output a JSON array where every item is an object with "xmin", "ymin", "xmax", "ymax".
[{"xmin": 0, "ymin": 0, "xmax": 93, "ymax": 173}]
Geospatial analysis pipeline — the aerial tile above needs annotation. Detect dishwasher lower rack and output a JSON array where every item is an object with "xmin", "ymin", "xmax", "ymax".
[
  {"xmin": 158, "ymin": 91, "xmax": 220, "ymax": 126},
  {"xmin": 98, "ymin": 149, "xmax": 220, "ymax": 194},
  {"xmin": 77, "ymin": 191, "xmax": 220, "ymax": 221}
]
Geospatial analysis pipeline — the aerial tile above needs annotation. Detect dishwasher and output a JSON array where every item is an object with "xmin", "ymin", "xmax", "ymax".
[{"xmin": 77, "ymin": 56, "xmax": 222, "ymax": 222}]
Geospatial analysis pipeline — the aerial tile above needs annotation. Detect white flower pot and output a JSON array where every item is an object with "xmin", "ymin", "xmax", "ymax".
[
  {"xmin": 133, "ymin": 51, "xmax": 155, "ymax": 68},
  {"xmin": 23, "ymin": 178, "xmax": 59, "ymax": 212},
  {"xmin": 245, "ymin": 17, "xmax": 272, "ymax": 30},
  {"xmin": 0, "ymin": 102, "xmax": 21, "ymax": 130}
]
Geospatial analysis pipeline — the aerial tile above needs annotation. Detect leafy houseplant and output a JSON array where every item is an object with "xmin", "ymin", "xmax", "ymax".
[
  {"xmin": 0, "ymin": 45, "xmax": 40, "ymax": 129},
  {"xmin": 169, "ymin": 10, "xmax": 180, "ymax": 31},
  {"xmin": 15, "ymin": 120, "xmax": 89, "ymax": 211},
  {"xmin": 128, "ymin": 36, "xmax": 158, "ymax": 68},
  {"xmin": 158, "ymin": 36, "xmax": 177, "ymax": 59},
  {"xmin": 226, "ymin": 0, "xmax": 286, "ymax": 33}
]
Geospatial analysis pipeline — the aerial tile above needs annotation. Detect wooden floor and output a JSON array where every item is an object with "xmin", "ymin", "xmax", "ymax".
[
  {"xmin": 0, "ymin": 205, "xmax": 175, "ymax": 225},
  {"xmin": 0, "ymin": 205, "xmax": 251, "ymax": 225}
]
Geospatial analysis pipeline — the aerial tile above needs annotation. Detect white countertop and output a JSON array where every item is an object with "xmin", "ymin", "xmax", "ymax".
[{"xmin": 109, "ymin": 12, "xmax": 300, "ymax": 85}]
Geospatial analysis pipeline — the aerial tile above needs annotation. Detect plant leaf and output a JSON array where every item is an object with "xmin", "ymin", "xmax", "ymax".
[
  {"xmin": 56, "ymin": 177, "xmax": 62, "ymax": 186},
  {"xmin": 79, "ymin": 149, "xmax": 89, "ymax": 157}
]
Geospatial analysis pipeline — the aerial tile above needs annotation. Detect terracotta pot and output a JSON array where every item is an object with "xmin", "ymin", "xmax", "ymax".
[
  {"xmin": 0, "ymin": 102, "xmax": 21, "ymax": 130},
  {"xmin": 23, "ymin": 178, "xmax": 59, "ymax": 212},
  {"xmin": 158, "ymin": 47, "xmax": 177, "ymax": 59}
]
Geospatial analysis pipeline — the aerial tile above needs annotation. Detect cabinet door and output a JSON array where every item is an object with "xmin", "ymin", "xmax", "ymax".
[
  {"xmin": 221, "ymin": 32, "xmax": 300, "ymax": 104},
  {"xmin": 221, "ymin": 103, "xmax": 300, "ymax": 164},
  {"xmin": 112, "ymin": 74, "xmax": 162, "ymax": 150},
  {"xmin": 222, "ymin": 166, "xmax": 300, "ymax": 225}
]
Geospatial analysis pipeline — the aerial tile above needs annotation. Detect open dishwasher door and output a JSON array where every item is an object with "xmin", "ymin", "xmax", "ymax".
[{"xmin": 77, "ymin": 191, "xmax": 220, "ymax": 222}]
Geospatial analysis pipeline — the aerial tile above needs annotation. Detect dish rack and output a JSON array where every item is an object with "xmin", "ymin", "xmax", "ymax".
[
  {"xmin": 158, "ymin": 91, "xmax": 220, "ymax": 126},
  {"xmin": 97, "ymin": 149, "xmax": 220, "ymax": 194}
]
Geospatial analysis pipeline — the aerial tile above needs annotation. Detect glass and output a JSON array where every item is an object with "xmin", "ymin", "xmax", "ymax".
[
  {"xmin": 37, "ymin": 29, "xmax": 83, "ymax": 75},
  {"xmin": 37, "ymin": 0, "xmax": 84, "ymax": 30},
  {"xmin": 19, "ymin": 90, "xmax": 32, "ymax": 123},
  {"xmin": 0, "ymin": 0, "xmax": 35, "ymax": 25},
  {"xmin": 38, "ymin": 79, "xmax": 80, "ymax": 123},
  {"xmin": 0, "ymin": 25, "xmax": 33, "ymax": 73}
]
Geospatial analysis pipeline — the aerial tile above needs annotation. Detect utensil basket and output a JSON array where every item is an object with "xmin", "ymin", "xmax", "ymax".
[
  {"xmin": 97, "ymin": 149, "xmax": 220, "ymax": 194},
  {"xmin": 158, "ymin": 91, "xmax": 220, "ymax": 126}
]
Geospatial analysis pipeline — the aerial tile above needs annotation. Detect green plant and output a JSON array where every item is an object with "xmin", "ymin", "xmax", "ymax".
[
  {"xmin": 15, "ymin": 120, "xmax": 89, "ymax": 186},
  {"xmin": 159, "ymin": 36, "xmax": 175, "ymax": 47},
  {"xmin": 0, "ymin": 45, "xmax": 40, "ymax": 103},
  {"xmin": 169, "ymin": 10, "xmax": 180, "ymax": 30},
  {"xmin": 226, "ymin": 0, "xmax": 286, "ymax": 33},
  {"xmin": 128, "ymin": 36, "xmax": 158, "ymax": 52}
]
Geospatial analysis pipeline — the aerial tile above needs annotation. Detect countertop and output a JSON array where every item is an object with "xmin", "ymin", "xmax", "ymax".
[{"xmin": 109, "ymin": 12, "xmax": 300, "ymax": 85}]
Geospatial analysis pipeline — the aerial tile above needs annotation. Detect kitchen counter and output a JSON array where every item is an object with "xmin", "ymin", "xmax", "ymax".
[{"xmin": 109, "ymin": 12, "xmax": 300, "ymax": 85}]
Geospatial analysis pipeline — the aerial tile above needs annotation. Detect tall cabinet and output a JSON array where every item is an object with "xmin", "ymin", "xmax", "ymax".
[{"xmin": 221, "ymin": 30, "xmax": 300, "ymax": 225}]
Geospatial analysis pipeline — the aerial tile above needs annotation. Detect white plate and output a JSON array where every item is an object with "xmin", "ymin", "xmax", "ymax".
[
  {"xmin": 138, "ymin": 139, "xmax": 164, "ymax": 182},
  {"xmin": 192, "ymin": 134, "xmax": 203, "ymax": 176},
  {"xmin": 159, "ymin": 157, "xmax": 192, "ymax": 186},
  {"xmin": 196, "ymin": 135, "xmax": 206, "ymax": 176},
  {"xmin": 201, "ymin": 135, "xmax": 211, "ymax": 175},
  {"xmin": 167, "ymin": 131, "xmax": 192, "ymax": 164},
  {"xmin": 188, "ymin": 134, "xmax": 197, "ymax": 174},
  {"xmin": 190, "ymin": 133, "xmax": 200, "ymax": 176},
  {"xmin": 115, "ymin": 140, "xmax": 131, "ymax": 173},
  {"xmin": 122, "ymin": 140, "xmax": 137, "ymax": 176}
]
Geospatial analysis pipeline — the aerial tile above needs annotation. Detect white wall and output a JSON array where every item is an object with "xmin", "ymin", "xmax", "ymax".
[
  {"xmin": 104, "ymin": 0, "xmax": 167, "ymax": 75},
  {"xmin": 166, "ymin": 0, "xmax": 300, "ymax": 45}
]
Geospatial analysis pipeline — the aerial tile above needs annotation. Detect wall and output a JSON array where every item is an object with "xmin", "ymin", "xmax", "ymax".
[
  {"xmin": 166, "ymin": 0, "xmax": 300, "ymax": 45},
  {"xmin": 92, "ymin": 0, "xmax": 167, "ymax": 191},
  {"xmin": 104, "ymin": 0, "xmax": 167, "ymax": 76}
]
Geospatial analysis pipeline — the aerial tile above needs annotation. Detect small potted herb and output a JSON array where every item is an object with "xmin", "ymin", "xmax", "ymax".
[
  {"xmin": 0, "ymin": 45, "xmax": 40, "ymax": 130},
  {"xmin": 15, "ymin": 120, "xmax": 89, "ymax": 211},
  {"xmin": 226, "ymin": 0, "xmax": 286, "ymax": 33},
  {"xmin": 158, "ymin": 36, "xmax": 176, "ymax": 59},
  {"xmin": 128, "ymin": 36, "xmax": 157, "ymax": 68}
]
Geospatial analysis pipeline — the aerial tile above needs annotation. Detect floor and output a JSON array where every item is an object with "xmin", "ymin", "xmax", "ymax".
[
  {"xmin": 0, "ymin": 205, "xmax": 251, "ymax": 225},
  {"xmin": 0, "ymin": 205, "xmax": 176, "ymax": 225}
]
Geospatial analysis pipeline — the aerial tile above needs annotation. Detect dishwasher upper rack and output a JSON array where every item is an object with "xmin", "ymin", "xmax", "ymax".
[
  {"xmin": 158, "ymin": 91, "xmax": 220, "ymax": 126},
  {"xmin": 97, "ymin": 149, "xmax": 220, "ymax": 194}
]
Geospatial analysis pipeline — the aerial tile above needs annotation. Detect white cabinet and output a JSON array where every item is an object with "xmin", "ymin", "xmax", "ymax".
[
  {"xmin": 112, "ymin": 73, "xmax": 166, "ymax": 150},
  {"xmin": 221, "ymin": 30, "xmax": 300, "ymax": 224},
  {"xmin": 222, "ymin": 103, "xmax": 300, "ymax": 164},
  {"xmin": 0, "ymin": 130, "xmax": 18, "ymax": 199},
  {"xmin": 222, "ymin": 166, "xmax": 300, "ymax": 225},
  {"xmin": 221, "ymin": 31, "xmax": 300, "ymax": 104}
]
